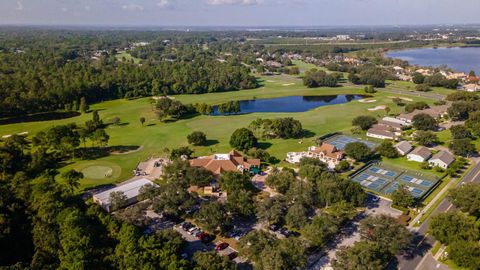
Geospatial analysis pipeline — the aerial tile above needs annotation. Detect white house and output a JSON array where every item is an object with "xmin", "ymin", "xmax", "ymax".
[
  {"xmin": 395, "ymin": 141, "xmax": 413, "ymax": 156},
  {"xmin": 93, "ymin": 178, "xmax": 158, "ymax": 212},
  {"xmin": 429, "ymin": 150, "xmax": 455, "ymax": 169},
  {"xmin": 407, "ymin": 146, "xmax": 432, "ymax": 163},
  {"xmin": 367, "ymin": 128, "xmax": 396, "ymax": 140},
  {"xmin": 462, "ymin": 83, "xmax": 480, "ymax": 92},
  {"xmin": 286, "ymin": 143, "xmax": 344, "ymax": 170}
]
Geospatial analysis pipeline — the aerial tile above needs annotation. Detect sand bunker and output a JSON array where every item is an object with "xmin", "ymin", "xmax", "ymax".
[
  {"xmin": 368, "ymin": 105, "xmax": 387, "ymax": 111},
  {"xmin": 282, "ymin": 83, "xmax": 295, "ymax": 86},
  {"xmin": 266, "ymin": 80, "xmax": 276, "ymax": 83},
  {"xmin": 389, "ymin": 96, "xmax": 413, "ymax": 102},
  {"xmin": 358, "ymin": 99, "xmax": 377, "ymax": 103}
]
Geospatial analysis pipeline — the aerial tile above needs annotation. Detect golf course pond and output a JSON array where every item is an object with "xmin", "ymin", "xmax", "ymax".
[{"xmin": 213, "ymin": 94, "xmax": 369, "ymax": 115}]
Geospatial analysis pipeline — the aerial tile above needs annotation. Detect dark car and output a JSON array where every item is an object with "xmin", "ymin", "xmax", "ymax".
[
  {"xmin": 197, "ymin": 232, "xmax": 209, "ymax": 240},
  {"xmin": 215, "ymin": 242, "xmax": 229, "ymax": 251},
  {"xmin": 227, "ymin": 252, "xmax": 238, "ymax": 260},
  {"xmin": 201, "ymin": 234, "xmax": 216, "ymax": 243},
  {"xmin": 181, "ymin": 222, "xmax": 193, "ymax": 231}
]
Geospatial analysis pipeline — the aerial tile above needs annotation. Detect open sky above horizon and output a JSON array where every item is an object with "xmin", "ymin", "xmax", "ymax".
[{"xmin": 1, "ymin": 0, "xmax": 479, "ymax": 27}]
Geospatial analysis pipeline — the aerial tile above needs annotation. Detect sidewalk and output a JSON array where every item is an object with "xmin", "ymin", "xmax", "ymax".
[{"xmin": 409, "ymin": 176, "xmax": 457, "ymax": 229}]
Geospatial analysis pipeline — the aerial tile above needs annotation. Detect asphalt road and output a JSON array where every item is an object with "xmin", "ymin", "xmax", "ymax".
[{"xmin": 396, "ymin": 162, "xmax": 480, "ymax": 270}]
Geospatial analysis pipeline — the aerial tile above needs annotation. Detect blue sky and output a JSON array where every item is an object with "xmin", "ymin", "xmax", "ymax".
[{"xmin": 1, "ymin": 0, "xmax": 479, "ymax": 26}]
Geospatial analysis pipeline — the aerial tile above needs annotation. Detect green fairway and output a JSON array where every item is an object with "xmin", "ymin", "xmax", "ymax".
[{"xmin": 0, "ymin": 73, "xmax": 442, "ymax": 189}]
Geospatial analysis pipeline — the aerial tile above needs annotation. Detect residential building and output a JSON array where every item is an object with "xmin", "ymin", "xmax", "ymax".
[
  {"xmin": 429, "ymin": 150, "xmax": 455, "ymax": 169},
  {"xmin": 286, "ymin": 143, "xmax": 344, "ymax": 169},
  {"xmin": 367, "ymin": 127, "xmax": 396, "ymax": 140},
  {"xmin": 407, "ymin": 146, "xmax": 432, "ymax": 163},
  {"xmin": 397, "ymin": 105, "xmax": 450, "ymax": 123},
  {"xmin": 462, "ymin": 83, "xmax": 480, "ymax": 92},
  {"xmin": 189, "ymin": 150, "xmax": 260, "ymax": 175},
  {"xmin": 395, "ymin": 141, "xmax": 413, "ymax": 156},
  {"xmin": 93, "ymin": 178, "xmax": 158, "ymax": 212},
  {"xmin": 382, "ymin": 117, "xmax": 410, "ymax": 127}
]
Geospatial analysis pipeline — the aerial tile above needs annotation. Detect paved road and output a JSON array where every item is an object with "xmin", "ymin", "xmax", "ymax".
[
  {"xmin": 416, "ymin": 254, "xmax": 450, "ymax": 270},
  {"xmin": 396, "ymin": 162, "xmax": 480, "ymax": 270}
]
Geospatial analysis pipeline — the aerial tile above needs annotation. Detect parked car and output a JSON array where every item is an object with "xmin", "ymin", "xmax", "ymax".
[
  {"xmin": 269, "ymin": 224, "xmax": 280, "ymax": 231},
  {"xmin": 189, "ymin": 228, "xmax": 200, "ymax": 235},
  {"xmin": 278, "ymin": 228, "xmax": 291, "ymax": 237},
  {"xmin": 215, "ymin": 242, "xmax": 229, "ymax": 251},
  {"xmin": 181, "ymin": 222, "xmax": 193, "ymax": 231},
  {"xmin": 197, "ymin": 232, "xmax": 208, "ymax": 240},
  {"xmin": 227, "ymin": 252, "xmax": 238, "ymax": 260},
  {"xmin": 193, "ymin": 230, "xmax": 203, "ymax": 237},
  {"xmin": 188, "ymin": 227, "xmax": 198, "ymax": 233},
  {"xmin": 201, "ymin": 234, "xmax": 216, "ymax": 243}
]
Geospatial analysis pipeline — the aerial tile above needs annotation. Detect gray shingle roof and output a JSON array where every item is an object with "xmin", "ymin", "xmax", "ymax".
[
  {"xmin": 410, "ymin": 146, "xmax": 432, "ymax": 159},
  {"xmin": 395, "ymin": 141, "xmax": 413, "ymax": 153},
  {"xmin": 431, "ymin": 150, "xmax": 455, "ymax": 166}
]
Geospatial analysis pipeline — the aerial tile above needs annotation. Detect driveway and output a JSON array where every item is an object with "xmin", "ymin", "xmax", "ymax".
[{"xmin": 252, "ymin": 170, "xmax": 279, "ymax": 197}]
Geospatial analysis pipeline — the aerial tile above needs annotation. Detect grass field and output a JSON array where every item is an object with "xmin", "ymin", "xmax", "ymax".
[
  {"xmin": 115, "ymin": 51, "xmax": 142, "ymax": 64},
  {"xmin": 0, "ymin": 70, "xmax": 453, "ymax": 189}
]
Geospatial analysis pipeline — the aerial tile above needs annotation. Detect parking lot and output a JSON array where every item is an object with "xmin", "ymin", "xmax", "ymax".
[
  {"xmin": 308, "ymin": 195, "xmax": 402, "ymax": 270},
  {"xmin": 173, "ymin": 222, "xmax": 241, "ymax": 263}
]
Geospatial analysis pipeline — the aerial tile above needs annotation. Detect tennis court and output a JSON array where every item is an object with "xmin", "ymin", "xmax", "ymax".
[
  {"xmin": 351, "ymin": 163, "xmax": 439, "ymax": 199},
  {"xmin": 324, "ymin": 135, "xmax": 378, "ymax": 150}
]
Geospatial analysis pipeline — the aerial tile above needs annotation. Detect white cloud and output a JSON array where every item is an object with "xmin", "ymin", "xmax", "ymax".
[
  {"xmin": 207, "ymin": 0, "xmax": 263, "ymax": 5},
  {"xmin": 157, "ymin": 0, "xmax": 170, "ymax": 8},
  {"xmin": 15, "ymin": 1, "xmax": 23, "ymax": 11},
  {"xmin": 122, "ymin": 3, "xmax": 144, "ymax": 11}
]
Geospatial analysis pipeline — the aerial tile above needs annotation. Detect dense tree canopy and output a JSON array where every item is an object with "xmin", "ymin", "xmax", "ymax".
[{"xmin": 229, "ymin": 128, "xmax": 258, "ymax": 151}]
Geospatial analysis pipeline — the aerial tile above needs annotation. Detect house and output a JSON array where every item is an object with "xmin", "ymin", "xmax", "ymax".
[
  {"xmin": 93, "ymin": 178, "xmax": 158, "ymax": 212},
  {"xmin": 397, "ymin": 105, "xmax": 450, "ymax": 123},
  {"xmin": 462, "ymin": 83, "xmax": 480, "ymax": 92},
  {"xmin": 308, "ymin": 143, "xmax": 344, "ymax": 164},
  {"xmin": 447, "ymin": 72, "xmax": 467, "ymax": 80},
  {"xmin": 367, "ymin": 127, "xmax": 396, "ymax": 140},
  {"xmin": 189, "ymin": 150, "xmax": 260, "ymax": 175},
  {"xmin": 395, "ymin": 141, "xmax": 413, "ymax": 156},
  {"xmin": 407, "ymin": 146, "xmax": 432, "ymax": 163},
  {"xmin": 378, "ymin": 120, "xmax": 404, "ymax": 131},
  {"xmin": 429, "ymin": 150, "xmax": 455, "ymax": 169},
  {"xmin": 286, "ymin": 143, "xmax": 344, "ymax": 169},
  {"xmin": 382, "ymin": 117, "xmax": 410, "ymax": 127}
]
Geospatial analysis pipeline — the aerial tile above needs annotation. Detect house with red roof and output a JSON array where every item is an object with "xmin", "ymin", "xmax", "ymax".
[{"xmin": 189, "ymin": 150, "xmax": 260, "ymax": 175}]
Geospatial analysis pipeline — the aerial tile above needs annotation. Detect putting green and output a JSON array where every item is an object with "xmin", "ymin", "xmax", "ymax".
[
  {"xmin": 82, "ymin": 166, "xmax": 114, "ymax": 179},
  {"xmin": 73, "ymin": 161, "xmax": 123, "ymax": 188}
]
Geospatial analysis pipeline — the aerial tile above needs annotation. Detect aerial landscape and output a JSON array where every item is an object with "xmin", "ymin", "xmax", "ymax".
[{"xmin": 1, "ymin": 1, "xmax": 480, "ymax": 270}]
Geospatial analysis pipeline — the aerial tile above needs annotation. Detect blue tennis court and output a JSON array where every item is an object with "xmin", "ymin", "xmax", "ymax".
[
  {"xmin": 369, "ymin": 166, "xmax": 397, "ymax": 178},
  {"xmin": 350, "ymin": 163, "xmax": 439, "ymax": 199},
  {"xmin": 325, "ymin": 135, "xmax": 378, "ymax": 151},
  {"xmin": 384, "ymin": 182, "xmax": 400, "ymax": 195}
]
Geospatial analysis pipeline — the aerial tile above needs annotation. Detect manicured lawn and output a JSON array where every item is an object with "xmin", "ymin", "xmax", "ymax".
[
  {"xmin": 381, "ymin": 156, "xmax": 445, "ymax": 178},
  {"xmin": 0, "ymin": 73, "xmax": 438, "ymax": 190},
  {"xmin": 115, "ymin": 51, "xmax": 142, "ymax": 64}
]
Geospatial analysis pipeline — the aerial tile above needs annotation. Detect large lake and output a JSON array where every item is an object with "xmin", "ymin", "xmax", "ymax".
[
  {"xmin": 386, "ymin": 47, "xmax": 480, "ymax": 74},
  {"xmin": 213, "ymin": 95, "xmax": 367, "ymax": 115}
]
